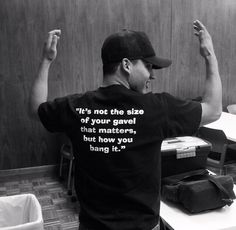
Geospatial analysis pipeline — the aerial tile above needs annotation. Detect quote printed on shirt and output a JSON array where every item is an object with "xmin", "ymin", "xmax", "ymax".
[{"xmin": 76, "ymin": 107, "xmax": 144, "ymax": 154}]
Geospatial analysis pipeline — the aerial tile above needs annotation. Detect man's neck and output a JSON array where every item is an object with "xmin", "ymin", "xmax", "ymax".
[{"xmin": 102, "ymin": 74, "xmax": 129, "ymax": 89}]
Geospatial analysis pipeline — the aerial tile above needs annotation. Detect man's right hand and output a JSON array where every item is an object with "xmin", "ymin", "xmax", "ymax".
[
  {"xmin": 193, "ymin": 20, "xmax": 215, "ymax": 59},
  {"xmin": 42, "ymin": 29, "xmax": 61, "ymax": 62}
]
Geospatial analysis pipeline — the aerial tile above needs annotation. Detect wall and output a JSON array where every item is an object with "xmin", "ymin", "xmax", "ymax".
[{"xmin": 0, "ymin": 0, "xmax": 236, "ymax": 169}]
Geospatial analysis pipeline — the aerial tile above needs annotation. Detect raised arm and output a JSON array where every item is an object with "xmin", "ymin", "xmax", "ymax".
[
  {"xmin": 28, "ymin": 29, "xmax": 61, "ymax": 119},
  {"xmin": 193, "ymin": 20, "xmax": 222, "ymax": 126}
]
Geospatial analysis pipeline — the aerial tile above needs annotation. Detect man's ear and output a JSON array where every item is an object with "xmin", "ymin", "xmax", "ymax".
[{"xmin": 121, "ymin": 58, "xmax": 132, "ymax": 75}]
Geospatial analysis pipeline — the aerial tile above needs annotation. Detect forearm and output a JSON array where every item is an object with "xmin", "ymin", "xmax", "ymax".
[
  {"xmin": 201, "ymin": 54, "xmax": 222, "ymax": 125},
  {"xmin": 29, "ymin": 59, "xmax": 51, "ymax": 117},
  {"xmin": 193, "ymin": 20, "xmax": 222, "ymax": 125},
  {"xmin": 28, "ymin": 29, "xmax": 60, "ymax": 119}
]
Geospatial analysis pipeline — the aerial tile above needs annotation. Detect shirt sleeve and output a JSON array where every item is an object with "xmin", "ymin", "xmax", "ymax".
[
  {"xmin": 38, "ymin": 97, "xmax": 69, "ymax": 133},
  {"xmin": 160, "ymin": 92, "xmax": 202, "ymax": 138}
]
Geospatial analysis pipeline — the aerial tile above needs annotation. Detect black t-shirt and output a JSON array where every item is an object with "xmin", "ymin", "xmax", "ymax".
[{"xmin": 38, "ymin": 85, "xmax": 202, "ymax": 230}]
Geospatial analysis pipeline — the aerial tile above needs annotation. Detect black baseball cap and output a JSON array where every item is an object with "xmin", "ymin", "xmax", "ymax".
[{"xmin": 101, "ymin": 29, "xmax": 172, "ymax": 69}]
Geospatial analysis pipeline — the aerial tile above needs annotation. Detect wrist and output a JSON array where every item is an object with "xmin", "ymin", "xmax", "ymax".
[
  {"xmin": 204, "ymin": 53, "xmax": 217, "ymax": 63},
  {"xmin": 40, "ymin": 58, "xmax": 52, "ymax": 67}
]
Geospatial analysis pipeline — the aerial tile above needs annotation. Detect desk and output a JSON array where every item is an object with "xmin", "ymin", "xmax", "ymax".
[
  {"xmin": 204, "ymin": 112, "xmax": 236, "ymax": 142},
  {"xmin": 160, "ymin": 185, "xmax": 236, "ymax": 230}
]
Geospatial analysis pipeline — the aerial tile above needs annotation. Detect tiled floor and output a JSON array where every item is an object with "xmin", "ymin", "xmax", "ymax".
[
  {"xmin": 0, "ymin": 172, "xmax": 80, "ymax": 230},
  {"xmin": 0, "ymin": 163, "xmax": 236, "ymax": 230}
]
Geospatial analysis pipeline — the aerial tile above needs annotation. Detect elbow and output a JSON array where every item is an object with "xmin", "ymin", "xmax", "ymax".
[
  {"xmin": 216, "ymin": 107, "xmax": 222, "ymax": 119},
  {"xmin": 208, "ymin": 107, "xmax": 222, "ymax": 123},
  {"xmin": 28, "ymin": 101, "xmax": 40, "ymax": 120},
  {"xmin": 200, "ymin": 103, "xmax": 222, "ymax": 126},
  {"xmin": 211, "ymin": 109, "xmax": 222, "ymax": 122},
  {"xmin": 214, "ymin": 103, "xmax": 223, "ymax": 121}
]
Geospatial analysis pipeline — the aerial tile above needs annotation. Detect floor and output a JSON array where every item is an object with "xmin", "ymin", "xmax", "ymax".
[
  {"xmin": 0, "ymin": 171, "xmax": 80, "ymax": 230},
  {"xmin": 0, "ymin": 163, "xmax": 236, "ymax": 230}
]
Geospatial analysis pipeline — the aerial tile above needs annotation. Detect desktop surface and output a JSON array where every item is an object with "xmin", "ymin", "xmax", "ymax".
[
  {"xmin": 204, "ymin": 112, "xmax": 236, "ymax": 142},
  {"xmin": 160, "ymin": 185, "xmax": 236, "ymax": 230}
]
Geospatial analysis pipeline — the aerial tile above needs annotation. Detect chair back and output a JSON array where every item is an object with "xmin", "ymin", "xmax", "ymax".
[
  {"xmin": 198, "ymin": 127, "xmax": 228, "ymax": 153},
  {"xmin": 198, "ymin": 127, "xmax": 228, "ymax": 171},
  {"xmin": 61, "ymin": 143, "xmax": 74, "ymax": 160}
]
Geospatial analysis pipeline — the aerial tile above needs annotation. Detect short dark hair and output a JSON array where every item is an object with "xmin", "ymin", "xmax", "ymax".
[
  {"xmin": 103, "ymin": 62, "xmax": 120, "ymax": 75},
  {"xmin": 102, "ymin": 59, "xmax": 139, "ymax": 76}
]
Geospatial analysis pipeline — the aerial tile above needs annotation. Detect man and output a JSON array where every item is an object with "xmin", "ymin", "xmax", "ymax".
[{"xmin": 29, "ymin": 20, "xmax": 222, "ymax": 230}]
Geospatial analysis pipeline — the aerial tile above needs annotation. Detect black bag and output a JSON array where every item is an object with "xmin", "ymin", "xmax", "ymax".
[{"xmin": 161, "ymin": 169, "xmax": 236, "ymax": 213}]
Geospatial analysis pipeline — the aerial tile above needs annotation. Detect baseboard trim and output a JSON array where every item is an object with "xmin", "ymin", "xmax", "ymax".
[{"xmin": 0, "ymin": 164, "xmax": 59, "ymax": 177}]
